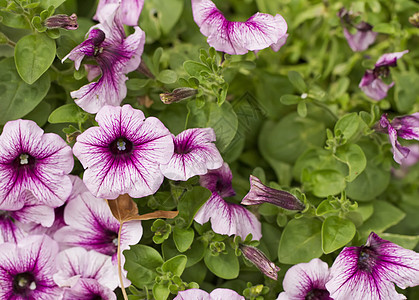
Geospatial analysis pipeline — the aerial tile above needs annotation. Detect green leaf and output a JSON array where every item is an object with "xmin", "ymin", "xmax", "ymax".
[
  {"xmin": 204, "ymin": 244, "xmax": 239, "ymax": 279},
  {"xmin": 40, "ymin": 0, "xmax": 66, "ymax": 9},
  {"xmin": 278, "ymin": 218, "xmax": 323, "ymax": 264},
  {"xmin": 177, "ymin": 186, "xmax": 211, "ymax": 228},
  {"xmin": 297, "ymin": 101, "xmax": 307, "ymax": 118},
  {"xmin": 48, "ymin": 103, "xmax": 85, "ymax": 124},
  {"xmin": 311, "ymin": 169, "xmax": 346, "ymax": 197},
  {"xmin": 373, "ymin": 23, "xmax": 396, "ymax": 34},
  {"xmin": 14, "ymin": 34, "xmax": 56, "ymax": 84},
  {"xmin": 379, "ymin": 233, "xmax": 419, "ymax": 250},
  {"xmin": 0, "ymin": 58, "xmax": 50, "ymax": 125},
  {"xmin": 0, "ymin": 12, "xmax": 30, "ymax": 29},
  {"xmin": 316, "ymin": 200, "xmax": 339, "ymax": 216},
  {"xmin": 280, "ymin": 94, "xmax": 301, "ymax": 105},
  {"xmin": 334, "ymin": 113, "xmax": 360, "ymax": 141},
  {"xmin": 334, "ymin": 144, "xmax": 367, "ymax": 182},
  {"xmin": 322, "ymin": 216, "xmax": 356, "ymax": 254},
  {"xmin": 153, "ymin": 283, "xmax": 170, "ymax": 300},
  {"xmin": 183, "ymin": 61, "xmax": 211, "ymax": 77},
  {"xmin": 162, "ymin": 255, "xmax": 187, "ymax": 276},
  {"xmin": 393, "ymin": 71, "xmax": 419, "ymax": 113},
  {"xmin": 157, "ymin": 69, "xmax": 178, "ymax": 84},
  {"xmin": 288, "ymin": 71, "xmax": 307, "ymax": 93},
  {"xmin": 126, "ymin": 78, "xmax": 151, "ymax": 90},
  {"xmin": 173, "ymin": 227, "xmax": 194, "ymax": 253},
  {"xmin": 155, "ymin": 0, "xmax": 183, "ymax": 34},
  {"xmin": 162, "ymin": 238, "xmax": 207, "ymax": 268},
  {"xmin": 124, "ymin": 245, "xmax": 164, "ymax": 288}
]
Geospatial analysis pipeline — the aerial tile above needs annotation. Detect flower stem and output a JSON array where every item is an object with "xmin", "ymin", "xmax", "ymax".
[
  {"xmin": 312, "ymin": 100, "xmax": 338, "ymax": 121},
  {"xmin": 117, "ymin": 222, "xmax": 128, "ymax": 300}
]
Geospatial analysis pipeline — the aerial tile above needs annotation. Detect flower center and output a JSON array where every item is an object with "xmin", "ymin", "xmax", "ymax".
[
  {"xmin": 373, "ymin": 66, "xmax": 390, "ymax": 78},
  {"xmin": 357, "ymin": 246, "xmax": 377, "ymax": 272},
  {"xmin": 305, "ymin": 288, "xmax": 331, "ymax": 300},
  {"xmin": 13, "ymin": 153, "xmax": 36, "ymax": 169},
  {"xmin": 13, "ymin": 272, "xmax": 36, "ymax": 295},
  {"xmin": 109, "ymin": 137, "xmax": 133, "ymax": 156}
]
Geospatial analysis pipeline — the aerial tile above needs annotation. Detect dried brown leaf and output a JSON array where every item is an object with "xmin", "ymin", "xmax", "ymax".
[{"xmin": 107, "ymin": 194, "xmax": 139, "ymax": 223}]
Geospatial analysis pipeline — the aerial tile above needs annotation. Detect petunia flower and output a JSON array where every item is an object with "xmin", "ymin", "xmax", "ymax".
[
  {"xmin": 174, "ymin": 288, "xmax": 245, "ymax": 300},
  {"xmin": 0, "ymin": 235, "xmax": 63, "ymax": 299},
  {"xmin": 53, "ymin": 247, "xmax": 118, "ymax": 290},
  {"xmin": 0, "ymin": 119, "xmax": 73, "ymax": 210},
  {"xmin": 160, "ymin": 128, "xmax": 223, "ymax": 181},
  {"xmin": 277, "ymin": 258, "xmax": 332, "ymax": 300},
  {"xmin": 54, "ymin": 190, "xmax": 143, "ymax": 265},
  {"xmin": 62, "ymin": 278, "xmax": 116, "ymax": 300},
  {"xmin": 195, "ymin": 163, "xmax": 262, "ymax": 240},
  {"xmin": 359, "ymin": 50, "xmax": 408, "ymax": 101},
  {"xmin": 63, "ymin": 7, "xmax": 145, "ymax": 113},
  {"xmin": 72, "ymin": 104, "xmax": 174, "ymax": 199},
  {"xmin": 241, "ymin": 175, "xmax": 305, "ymax": 210},
  {"xmin": 191, "ymin": 0, "xmax": 288, "ymax": 55},
  {"xmin": 379, "ymin": 113, "xmax": 419, "ymax": 164},
  {"xmin": 240, "ymin": 245, "xmax": 280, "ymax": 280},
  {"xmin": 94, "ymin": 0, "xmax": 144, "ymax": 26},
  {"xmin": 325, "ymin": 232, "xmax": 419, "ymax": 300}
]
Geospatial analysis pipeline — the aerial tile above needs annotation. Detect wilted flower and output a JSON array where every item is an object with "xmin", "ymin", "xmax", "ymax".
[
  {"xmin": 359, "ymin": 50, "xmax": 408, "ymax": 101},
  {"xmin": 241, "ymin": 175, "xmax": 305, "ymax": 210},
  {"xmin": 0, "ymin": 119, "xmax": 73, "ymax": 210},
  {"xmin": 277, "ymin": 258, "xmax": 331, "ymax": 300},
  {"xmin": 160, "ymin": 128, "xmax": 223, "ymax": 181},
  {"xmin": 160, "ymin": 88, "xmax": 198, "ymax": 104},
  {"xmin": 45, "ymin": 13, "xmax": 78, "ymax": 30},
  {"xmin": 191, "ymin": 0, "xmax": 288, "ymax": 55},
  {"xmin": 338, "ymin": 8, "xmax": 377, "ymax": 52},
  {"xmin": 195, "ymin": 163, "xmax": 262, "ymax": 240},
  {"xmin": 379, "ymin": 113, "xmax": 419, "ymax": 164},
  {"xmin": 94, "ymin": 0, "xmax": 144, "ymax": 26},
  {"xmin": 73, "ymin": 105, "xmax": 173, "ymax": 199},
  {"xmin": 175, "ymin": 288, "xmax": 245, "ymax": 300},
  {"xmin": 63, "ymin": 7, "xmax": 145, "ymax": 113},
  {"xmin": 240, "ymin": 245, "xmax": 280, "ymax": 280},
  {"xmin": 0, "ymin": 235, "xmax": 63, "ymax": 299},
  {"xmin": 62, "ymin": 278, "xmax": 116, "ymax": 300},
  {"xmin": 325, "ymin": 232, "xmax": 419, "ymax": 300}
]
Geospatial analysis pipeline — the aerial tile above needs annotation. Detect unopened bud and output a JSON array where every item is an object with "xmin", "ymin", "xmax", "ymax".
[
  {"xmin": 409, "ymin": 12, "xmax": 419, "ymax": 28},
  {"xmin": 240, "ymin": 245, "xmax": 280, "ymax": 280},
  {"xmin": 160, "ymin": 88, "xmax": 198, "ymax": 104},
  {"xmin": 45, "ymin": 13, "xmax": 78, "ymax": 30}
]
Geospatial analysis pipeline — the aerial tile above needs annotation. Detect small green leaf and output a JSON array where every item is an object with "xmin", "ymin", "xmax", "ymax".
[
  {"xmin": 311, "ymin": 169, "xmax": 346, "ymax": 197},
  {"xmin": 173, "ymin": 227, "xmax": 194, "ymax": 253},
  {"xmin": 288, "ymin": 71, "xmax": 307, "ymax": 93},
  {"xmin": 157, "ymin": 69, "xmax": 178, "ymax": 84},
  {"xmin": 48, "ymin": 103, "xmax": 85, "ymax": 124},
  {"xmin": 280, "ymin": 94, "xmax": 301, "ymax": 105},
  {"xmin": 334, "ymin": 113, "xmax": 360, "ymax": 141},
  {"xmin": 322, "ymin": 216, "xmax": 356, "ymax": 254},
  {"xmin": 183, "ymin": 61, "xmax": 211, "ymax": 77},
  {"xmin": 153, "ymin": 283, "xmax": 170, "ymax": 300},
  {"xmin": 162, "ymin": 255, "xmax": 187, "ymax": 276},
  {"xmin": 373, "ymin": 23, "xmax": 396, "ymax": 34},
  {"xmin": 316, "ymin": 200, "xmax": 339, "ymax": 216},
  {"xmin": 334, "ymin": 144, "xmax": 367, "ymax": 182},
  {"xmin": 379, "ymin": 233, "xmax": 419, "ymax": 250},
  {"xmin": 297, "ymin": 101, "xmax": 307, "ymax": 117},
  {"xmin": 15, "ymin": 34, "xmax": 56, "ymax": 84},
  {"xmin": 204, "ymin": 244, "xmax": 239, "ymax": 279},
  {"xmin": 40, "ymin": 0, "xmax": 66, "ymax": 9},
  {"xmin": 177, "ymin": 186, "xmax": 211, "ymax": 228}
]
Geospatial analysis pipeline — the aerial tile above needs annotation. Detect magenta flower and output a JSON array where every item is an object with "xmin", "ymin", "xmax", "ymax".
[
  {"xmin": 359, "ymin": 50, "xmax": 408, "ymax": 101},
  {"xmin": 379, "ymin": 113, "xmax": 419, "ymax": 164},
  {"xmin": 277, "ymin": 258, "xmax": 331, "ymax": 300},
  {"xmin": 54, "ymin": 191, "xmax": 143, "ymax": 265},
  {"xmin": 63, "ymin": 7, "xmax": 145, "ymax": 113},
  {"xmin": 73, "ymin": 105, "xmax": 174, "ymax": 199},
  {"xmin": 160, "ymin": 128, "xmax": 223, "ymax": 181},
  {"xmin": 0, "ymin": 235, "xmax": 63, "ymax": 299},
  {"xmin": 241, "ymin": 175, "xmax": 305, "ymax": 210},
  {"xmin": 175, "ymin": 288, "xmax": 245, "ymax": 300},
  {"xmin": 191, "ymin": 0, "xmax": 288, "ymax": 55},
  {"xmin": 0, "ymin": 119, "xmax": 73, "ymax": 210},
  {"xmin": 325, "ymin": 232, "xmax": 419, "ymax": 300},
  {"xmin": 62, "ymin": 278, "xmax": 116, "ymax": 300},
  {"xmin": 53, "ymin": 247, "xmax": 118, "ymax": 290},
  {"xmin": 195, "ymin": 163, "xmax": 262, "ymax": 240}
]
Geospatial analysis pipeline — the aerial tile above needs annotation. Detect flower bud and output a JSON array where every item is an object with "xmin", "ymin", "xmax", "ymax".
[
  {"xmin": 240, "ymin": 245, "xmax": 280, "ymax": 280},
  {"xmin": 409, "ymin": 12, "xmax": 419, "ymax": 27},
  {"xmin": 160, "ymin": 88, "xmax": 198, "ymax": 104},
  {"xmin": 45, "ymin": 13, "xmax": 78, "ymax": 30}
]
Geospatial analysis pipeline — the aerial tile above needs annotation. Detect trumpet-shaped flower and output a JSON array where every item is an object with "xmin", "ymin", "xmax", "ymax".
[
  {"xmin": 379, "ymin": 113, "xmax": 419, "ymax": 164},
  {"xmin": 191, "ymin": 0, "xmax": 287, "ymax": 55},
  {"xmin": 195, "ymin": 163, "xmax": 262, "ymax": 240},
  {"xmin": 359, "ymin": 50, "xmax": 408, "ymax": 101},
  {"xmin": 63, "ymin": 7, "xmax": 145, "ymax": 113},
  {"xmin": 0, "ymin": 119, "xmax": 73, "ymax": 210},
  {"xmin": 94, "ymin": 0, "xmax": 144, "ymax": 26},
  {"xmin": 175, "ymin": 288, "xmax": 245, "ymax": 300},
  {"xmin": 160, "ymin": 128, "xmax": 223, "ymax": 181},
  {"xmin": 277, "ymin": 258, "xmax": 331, "ymax": 300},
  {"xmin": 54, "ymin": 191, "xmax": 143, "ymax": 265},
  {"xmin": 73, "ymin": 105, "xmax": 173, "ymax": 199},
  {"xmin": 0, "ymin": 235, "xmax": 62, "ymax": 299},
  {"xmin": 325, "ymin": 232, "xmax": 419, "ymax": 300},
  {"xmin": 62, "ymin": 278, "xmax": 116, "ymax": 300}
]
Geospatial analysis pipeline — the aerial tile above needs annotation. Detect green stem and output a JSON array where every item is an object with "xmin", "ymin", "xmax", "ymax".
[{"xmin": 312, "ymin": 100, "xmax": 338, "ymax": 121}]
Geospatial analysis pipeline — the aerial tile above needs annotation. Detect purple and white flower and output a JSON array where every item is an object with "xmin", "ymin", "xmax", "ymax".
[
  {"xmin": 277, "ymin": 258, "xmax": 331, "ymax": 300},
  {"xmin": 379, "ymin": 113, "xmax": 419, "ymax": 164},
  {"xmin": 325, "ymin": 232, "xmax": 419, "ymax": 300},
  {"xmin": 175, "ymin": 288, "xmax": 245, "ymax": 300},
  {"xmin": 0, "ymin": 119, "xmax": 73, "ymax": 210},
  {"xmin": 54, "ymin": 191, "xmax": 143, "ymax": 265},
  {"xmin": 62, "ymin": 278, "xmax": 116, "ymax": 300},
  {"xmin": 63, "ymin": 7, "xmax": 145, "ymax": 113},
  {"xmin": 73, "ymin": 105, "xmax": 174, "ymax": 199},
  {"xmin": 0, "ymin": 235, "xmax": 63, "ymax": 299},
  {"xmin": 195, "ymin": 163, "xmax": 262, "ymax": 240},
  {"xmin": 94, "ymin": 0, "xmax": 144, "ymax": 26},
  {"xmin": 241, "ymin": 175, "xmax": 305, "ymax": 210},
  {"xmin": 160, "ymin": 128, "xmax": 223, "ymax": 181},
  {"xmin": 191, "ymin": 0, "xmax": 288, "ymax": 55},
  {"xmin": 359, "ymin": 50, "xmax": 408, "ymax": 101}
]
